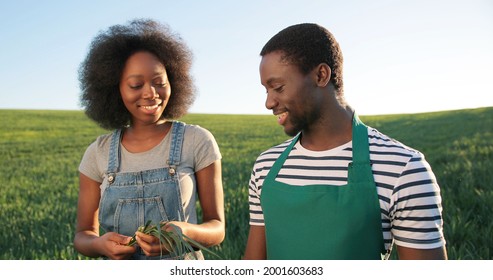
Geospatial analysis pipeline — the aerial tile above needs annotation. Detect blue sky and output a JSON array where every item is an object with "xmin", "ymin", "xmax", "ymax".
[{"xmin": 0, "ymin": 0, "xmax": 492, "ymax": 116}]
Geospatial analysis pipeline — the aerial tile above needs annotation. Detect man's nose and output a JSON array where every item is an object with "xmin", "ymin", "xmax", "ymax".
[{"xmin": 265, "ymin": 91, "xmax": 278, "ymax": 110}]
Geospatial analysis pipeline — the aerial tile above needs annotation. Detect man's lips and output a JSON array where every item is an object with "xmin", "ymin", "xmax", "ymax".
[{"xmin": 275, "ymin": 111, "xmax": 288, "ymax": 125}]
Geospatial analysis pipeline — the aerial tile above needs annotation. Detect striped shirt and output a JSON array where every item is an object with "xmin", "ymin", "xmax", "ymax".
[{"xmin": 248, "ymin": 126, "xmax": 446, "ymax": 250}]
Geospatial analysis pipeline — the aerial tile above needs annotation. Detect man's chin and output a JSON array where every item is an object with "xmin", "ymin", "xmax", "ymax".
[{"xmin": 283, "ymin": 126, "xmax": 300, "ymax": 137}]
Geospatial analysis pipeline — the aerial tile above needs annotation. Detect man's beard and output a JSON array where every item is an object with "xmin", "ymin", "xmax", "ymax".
[
  {"xmin": 283, "ymin": 114, "xmax": 308, "ymax": 137},
  {"xmin": 283, "ymin": 108, "xmax": 321, "ymax": 137}
]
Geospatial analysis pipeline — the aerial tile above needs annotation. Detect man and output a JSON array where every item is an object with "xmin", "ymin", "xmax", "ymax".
[{"xmin": 243, "ymin": 23, "xmax": 447, "ymax": 260}]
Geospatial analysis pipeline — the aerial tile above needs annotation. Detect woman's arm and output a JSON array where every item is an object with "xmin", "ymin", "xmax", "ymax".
[
  {"xmin": 74, "ymin": 173, "xmax": 135, "ymax": 259},
  {"xmin": 178, "ymin": 159, "xmax": 225, "ymax": 246}
]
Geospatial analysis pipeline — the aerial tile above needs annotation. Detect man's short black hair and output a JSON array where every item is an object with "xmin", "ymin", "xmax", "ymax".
[{"xmin": 260, "ymin": 23, "xmax": 344, "ymax": 95}]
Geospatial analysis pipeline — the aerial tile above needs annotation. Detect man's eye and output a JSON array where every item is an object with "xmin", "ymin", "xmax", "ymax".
[{"xmin": 274, "ymin": 86, "xmax": 284, "ymax": 93}]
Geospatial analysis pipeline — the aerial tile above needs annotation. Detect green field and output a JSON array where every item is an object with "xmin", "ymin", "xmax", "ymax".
[{"xmin": 0, "ymin": 107, "xmax": 492, "ymax": 260}]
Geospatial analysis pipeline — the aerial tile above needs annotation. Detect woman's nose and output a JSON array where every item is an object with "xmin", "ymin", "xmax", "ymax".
[{"xmin": 142, "ymin": 85, "xmax": 158, "ymax": 99}]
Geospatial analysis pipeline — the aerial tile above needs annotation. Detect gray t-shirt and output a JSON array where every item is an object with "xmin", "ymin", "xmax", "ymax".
[{"xmin": 78, "ymin": 123, "xmax": 222, "ymax": 224}]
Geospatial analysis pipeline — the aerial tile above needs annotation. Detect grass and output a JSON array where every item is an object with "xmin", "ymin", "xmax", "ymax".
[{"xmin": 0, "ymin": 107, "xmax": 492, "ymax": 260}]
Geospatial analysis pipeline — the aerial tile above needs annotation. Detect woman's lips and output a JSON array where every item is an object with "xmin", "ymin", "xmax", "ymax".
[
  {"xmin": 139, "ymin": 102, "xmax": 162, "ymax": 114},
  {"xmin": 141, "ymin": 104, "xmax": 159, "ymax": 110}
]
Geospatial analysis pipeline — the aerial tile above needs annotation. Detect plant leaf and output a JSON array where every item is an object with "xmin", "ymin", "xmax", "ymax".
[{"xmin": 125, "ymin": 220, "xmax": 223, "ymax": 259}]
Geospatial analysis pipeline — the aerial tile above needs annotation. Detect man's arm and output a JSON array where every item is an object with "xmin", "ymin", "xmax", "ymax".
[
  {"xmin": 397, "ymin": 245, "xmax": 448, "ymax": 260},
  {"xmin": 243, "ymin": 225, "xmax": 267, "ymax": 260}
]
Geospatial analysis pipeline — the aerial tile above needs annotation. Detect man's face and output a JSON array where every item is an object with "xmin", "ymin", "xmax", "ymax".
[{"xmin": 259, "ymin": 51, "xmax": 319, "ymax": 136}]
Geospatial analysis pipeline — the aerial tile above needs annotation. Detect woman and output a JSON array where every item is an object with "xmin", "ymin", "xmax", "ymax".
[{"xmin": 74, "ymin": 19, "xmax": 224, "ymax": 260}]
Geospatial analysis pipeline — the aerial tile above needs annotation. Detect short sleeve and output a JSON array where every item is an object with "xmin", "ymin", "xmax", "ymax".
[
  {"xmin": 189, "ymin": 125, "xmax": 222, "ymax": 172},
  {"xmin": 78, "ymin": 141, "xmax": 104, "ymax": 183},
  {"xmin": 390, "ymin": 153, "xmax": 446, "ymax": 249},
  {"xmin": 78, "ymin": 133, "xmax": 111, "ymax": 183}
]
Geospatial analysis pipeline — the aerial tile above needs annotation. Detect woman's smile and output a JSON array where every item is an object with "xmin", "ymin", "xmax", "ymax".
[{"xmin": 139, "ymin": 102, "xmax": 163, "ymax": 114}]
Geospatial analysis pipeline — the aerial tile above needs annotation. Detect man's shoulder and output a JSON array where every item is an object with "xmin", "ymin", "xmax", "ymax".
[
  {"xmin": 259, "ymin": 137, "xmax": 294, "ymax": 156},
  {"xmin": 251, "ymin": 137, "xmax": 294, "ymax": 168},
  {"xmin": 367, "ymin": 126, "xmax": 422, "ymax": 157}
]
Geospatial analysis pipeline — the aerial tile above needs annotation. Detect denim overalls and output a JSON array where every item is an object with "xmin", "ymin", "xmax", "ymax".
[{"xmin": 98, "ymin": 121, "xmax": 201, "ymax": 259}]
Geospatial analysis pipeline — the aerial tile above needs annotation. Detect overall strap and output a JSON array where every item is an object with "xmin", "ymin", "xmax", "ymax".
[
  {"xmin": 106, "ymin": 129, "xmax": 123, "ymax": 183},
  {"xmin": 167, "ymin": 121, "xmax": 186, "ymax": 176}
]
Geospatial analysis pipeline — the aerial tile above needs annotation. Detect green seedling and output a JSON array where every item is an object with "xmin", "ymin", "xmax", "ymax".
[{"xmin": 127, "ymin": 220, "xmax": 221, "ymax": 260}]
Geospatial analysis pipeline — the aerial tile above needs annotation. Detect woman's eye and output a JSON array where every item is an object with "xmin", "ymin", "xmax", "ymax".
[
  {"xmin": 155, "ymin": 83, "xmax": 167, "ymax": 88},
  {"xmin": 130, "ymin": 85, "xmax": 143, "ymax": 89}
]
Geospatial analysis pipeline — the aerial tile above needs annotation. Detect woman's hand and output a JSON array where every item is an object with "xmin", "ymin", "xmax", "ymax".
[
  {"xmin": 134, "ymin": 223, "xmax": 183, "ymax": 257},
  {"xmin": 95, "ymin": 232, "xmax": 136, "ymax": 260}
]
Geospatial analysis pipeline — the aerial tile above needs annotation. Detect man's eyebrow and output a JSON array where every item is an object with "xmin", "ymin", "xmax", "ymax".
[{"xmin": 265, "ymin": 77, "xmax": 283, "ymax": 86}]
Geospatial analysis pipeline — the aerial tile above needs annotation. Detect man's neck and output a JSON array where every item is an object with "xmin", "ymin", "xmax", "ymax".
[{"xmin": 299, "ymin": 105, "xmax": 354, "ymax": 151}]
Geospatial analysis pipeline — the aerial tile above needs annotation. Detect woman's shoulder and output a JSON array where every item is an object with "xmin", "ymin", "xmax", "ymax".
[
  {"xmin": 79, "ymin": 130, "xmax": 116, "ymax": 181},
  {"xmin": 96, "ymin": 130, "xmax": 116, "ymax": 146},
  {"xmin": 85, "ymin": 130, "xmax": 117, "ymax": 154},
  {"xmin": 180, "ymin": 122, "xmax": 216, "ymax": 139}
]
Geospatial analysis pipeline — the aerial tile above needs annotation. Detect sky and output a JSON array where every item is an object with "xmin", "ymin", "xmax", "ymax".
[{"xmin": 0, "ymin": 0, "xmax": 492, "ymax": 116}]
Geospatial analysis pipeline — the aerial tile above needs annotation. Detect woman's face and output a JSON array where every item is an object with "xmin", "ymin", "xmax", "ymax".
[{"xmin": 119, "ymin": 51, "xmax": 171, "ymax": 127}]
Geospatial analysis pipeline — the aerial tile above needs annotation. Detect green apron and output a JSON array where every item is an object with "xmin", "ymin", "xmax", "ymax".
[{"xmin": 260, "ymin": 115, "xmax": 386, "ymax": 260}]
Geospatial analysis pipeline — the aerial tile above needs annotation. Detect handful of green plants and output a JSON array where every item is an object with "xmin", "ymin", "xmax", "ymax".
[{"xmin": 126, "ymin": 220, "xmax": 220, "ymax": 260}]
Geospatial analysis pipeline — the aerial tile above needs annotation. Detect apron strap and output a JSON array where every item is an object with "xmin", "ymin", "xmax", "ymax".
[
  {"xmin": 351, "ymin": 113, "xmax": 371, "ymax": 164},
  {"xmin": 349, "ymin": 113, "xmax": 374, "ymax": 185},
  {"xmin": 264, "ymin": 134, "xmax": 300, "ymax": 182}
]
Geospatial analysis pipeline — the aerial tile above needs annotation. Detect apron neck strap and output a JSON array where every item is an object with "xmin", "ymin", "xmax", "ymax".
[
  {"xmin": 265, "ymin": 134, "xmax": 299, "ymax": 182},
  {"xmin": 352, "ymin": 113, "xmax": 370, "ymax": 164},
  {"xmin": 265, "ymin": 113, "xmax": 370, "ymax": 182}
]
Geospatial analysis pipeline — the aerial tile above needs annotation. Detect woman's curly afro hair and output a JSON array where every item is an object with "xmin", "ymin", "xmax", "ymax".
[
  {"xmin": 260, "ymin": 23, "xmax": 344, "ymax": 96},
  {"xmin": 79, "ymin": 19, "xmax": 196, "ymax": 130}
]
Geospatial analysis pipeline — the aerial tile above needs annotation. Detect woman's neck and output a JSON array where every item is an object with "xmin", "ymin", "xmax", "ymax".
[{"xmin": 121, "ymin": 120, "xmax": 172, "ymax": 153}]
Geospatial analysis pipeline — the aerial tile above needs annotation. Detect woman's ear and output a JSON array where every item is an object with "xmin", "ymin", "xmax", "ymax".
[{"xmin": 315, "ymin": 63, "xmax": 331, "ymax": 87}]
